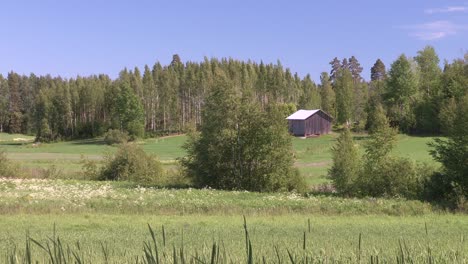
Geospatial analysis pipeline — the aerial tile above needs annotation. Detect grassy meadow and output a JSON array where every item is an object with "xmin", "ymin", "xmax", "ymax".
[
  {"xmin": 1, "ymin": 213, "xmax": 467, "ymax": 262},
  {"xmin": 1, "ymin": 132, "xmax": 459, "ymax": 263},
  {"xmin": 0, "ymin": 132, "xmax": 438, "ymax": 187}
]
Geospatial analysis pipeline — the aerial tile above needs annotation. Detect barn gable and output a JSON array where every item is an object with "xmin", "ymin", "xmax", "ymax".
[{"xmin": 286, "ymin": 109, "xmax": 332, "ymax": 137}]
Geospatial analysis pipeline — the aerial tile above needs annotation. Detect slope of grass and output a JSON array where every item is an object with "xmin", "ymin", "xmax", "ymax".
[{"xmin": 0, "ymin": 132, "xmax": 439, "ymax": 186}]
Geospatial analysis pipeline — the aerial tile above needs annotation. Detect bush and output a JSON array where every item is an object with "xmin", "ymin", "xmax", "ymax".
[
  {"xmin": 328, "ymin": 128, "xmax": 360, "ymax": 195},
  {"xmin": 104, "ymin": 129, "xmax": 129, "ymax": 145},
  {"xmin": 358, "ymin": 157, "xmax": 433, "ymax": 199},
  {"xmin": 0, "ymin": 151, "xmax": 21, "ymax": 177},
  {"xmin": 99, "ymin": 143, "xmax": 164, "ymax": 184},
  {"xmin": 181, "ymin": 83, "xmax": 304, "ymax": 192}
]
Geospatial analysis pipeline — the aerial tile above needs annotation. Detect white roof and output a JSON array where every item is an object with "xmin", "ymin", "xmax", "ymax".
[{"xmin": 286, "ymin": 109, "xmax": 320, "ymax": 120}]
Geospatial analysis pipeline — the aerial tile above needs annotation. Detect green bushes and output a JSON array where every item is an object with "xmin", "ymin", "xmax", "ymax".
[
  {"xmin": 0, "ymin": 151, "xmax": 20, "ymax": 177},
  {"xmin": 103, "ymin": 129, "xmax": 129, "ymax": 145},
  {"xmin": 329, "ymin": 105, "xmax": 434, "ymax": 199},
  {"xmin": 99, "ymin": 143, "xmax": 164, "ymax": 184},
  {"xmin": 181, "ymin": 81, "xmax": 305, "ymax": 192}
]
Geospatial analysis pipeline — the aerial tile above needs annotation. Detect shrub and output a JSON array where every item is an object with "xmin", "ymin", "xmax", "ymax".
[
  {"xmin": 99, "ymin": 143, "xmax": 164, "ymax": 184},
  {"xmin": 181, "ymin": 82, "xmax": 304, "ymax": 192},
  {"xmin": 104, "ymin": 129, "xmax": 129, "ymax": 145},
  {"xmin": 0, "ymin": 150, "xmax": 21, "ymax": 177},
  {"xmin": 359, "ymin": 157, "xmax": 433, "ymax": 199},
  {"xmin": 328, "ymin": 128, "xmax": 360, "ymax": 195}
]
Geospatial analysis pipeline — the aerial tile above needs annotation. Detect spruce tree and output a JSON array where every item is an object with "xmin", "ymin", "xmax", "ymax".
[
  {"xmin": 319, "ymin": 72, "xmax": 335, "ymax": 117},
  {"xmin": 329, "ymin": 128, "xmax": 360, "ymax": 195},
  {"xmin": 370, "ymin": 59, "xmax": 386, "ymax": 81}
]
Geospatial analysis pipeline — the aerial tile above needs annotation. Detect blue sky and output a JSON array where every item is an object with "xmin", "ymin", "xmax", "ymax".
[{"xmin": 1, "ymin": 0, "xmax": 467, "ymax": 82}]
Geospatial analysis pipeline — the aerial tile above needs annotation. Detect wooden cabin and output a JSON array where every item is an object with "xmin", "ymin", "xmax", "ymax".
[{"xmin": 286, "ymin": 109, "xmax": 333, "ymax": 137}]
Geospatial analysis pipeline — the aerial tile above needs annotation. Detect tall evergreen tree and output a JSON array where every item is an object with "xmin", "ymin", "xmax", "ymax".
[
  {"xmin": 329, "ymin": 128, "xmax": 360, "ymax": 195},
  {"xmin": 319, "ymin": 72, "xmax": 335, "ymax": 117},
  {"xmin": 348, "ymin": 56, "xmax": 363, "ymax": 83},
  {"xmin": 370, "ymin": 59, "xmax": 386, "ymax": 81},
  {"xmin": 329, "ymin": 57, "xmax": 341, "ymax": 83}
]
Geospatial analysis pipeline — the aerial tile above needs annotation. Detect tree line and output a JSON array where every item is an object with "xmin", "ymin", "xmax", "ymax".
[{"xmin": 0, "ymin": 46, "xmax": 466, "ymax": 141}]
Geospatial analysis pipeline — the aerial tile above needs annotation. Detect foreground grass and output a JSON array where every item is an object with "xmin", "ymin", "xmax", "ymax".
[
  {"xmin": 0, "ymin": 178, "xmax": 437, "ymax": 215},
  {"xmin": 2, "ymin": 214, "xmax": 466, "ymax": 262},
  {"xmin": 0, "ymin": 179, "xmax": 465, "ymax": 262}
]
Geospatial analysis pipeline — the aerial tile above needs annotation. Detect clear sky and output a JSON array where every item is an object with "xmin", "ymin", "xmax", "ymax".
[{"xmin": 1, "ymin": 0, "xmax": 467, "ymax": 82}]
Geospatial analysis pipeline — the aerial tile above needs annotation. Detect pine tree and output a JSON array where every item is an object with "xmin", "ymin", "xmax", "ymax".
[
  {"xmin": 371, "ymin": 59, "xmax": 386, "ymax": 81},
  {"xmin": 348, "ymin": 56, "xmax": 363, "ymax": 83},
  {"xmin": 329, "ymin": 57, "xmax": 341, "ymax": 83}
]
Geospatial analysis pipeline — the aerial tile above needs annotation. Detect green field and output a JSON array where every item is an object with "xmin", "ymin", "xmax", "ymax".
[
  {"xmin": 0, "ymin": 134, "xmax": 462, "ymax": 263},
  {"xmin": 2, "ymin": 214, "xmax": 466, "ymax": 262},
  {"xmin": 0, "ymin": 178, "xmax": 466, "ymax": 262},
  {"xmin": 0, "ymin": 132, "xmax": 438, "ymax": 187}
]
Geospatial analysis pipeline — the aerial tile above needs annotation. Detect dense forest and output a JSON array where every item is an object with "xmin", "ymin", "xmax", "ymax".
[{"xmin": 0, "ymin": 46, "xmax": 466, "ymax": 141}]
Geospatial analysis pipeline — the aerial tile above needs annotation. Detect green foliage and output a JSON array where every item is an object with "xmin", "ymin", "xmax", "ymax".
[
  {"xmin": 429, "ymin": 94, "xmax": 468, "ymax": 201},
  {"xmin": 113, "ymin": 79, "xmax": 145, "ymax": 138},
  {"xmin": 103, "ymin": 129, "xmax": 129, "ymax": 145},
  {"xmin": 99, "ymin": 143, "xmax": 164, "ymax": 184},
  {"xmin": 328, "ymin": 128, "xmax": 360, "ymax": 195},
  {"xmin": 370, "ymin": 59, "xmax": 386, "ymax": 81},
  {"xmin": 182, "ymin": 80, "xmax": 305, "ymax": 192},
  {"xmin": 0, "ymin": 151, "xmax": 20, "ymax": 177},
  {"xmin": 319, "ymin": 72, "xmax": 335, "ymax": 117},
  {"xmin": 359, "ymin": 156, "xmax": 433, "ymax": 199},
  {"xmin": 334, "ymin": 68, "xmax": 354, "ymax": 125},
  {"xmin": 384, "ymin": 54, "xmax": 418, "ymax": 132}
]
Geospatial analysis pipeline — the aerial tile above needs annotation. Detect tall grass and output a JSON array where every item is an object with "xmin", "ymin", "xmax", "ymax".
[{"xmin": 5, "ymin": 219, "xmax": 466, "ymax": 263}]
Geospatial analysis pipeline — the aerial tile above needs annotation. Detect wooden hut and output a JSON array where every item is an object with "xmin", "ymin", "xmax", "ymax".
[{"xmin": 286, "ymin": 109, "xmax": 333, "ymax": 137}]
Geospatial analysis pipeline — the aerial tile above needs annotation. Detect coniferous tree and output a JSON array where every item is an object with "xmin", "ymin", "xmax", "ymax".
[
  {"xmin": 319, "ymin": 72, "xmax": 335, "ymax": 117},
  {"xmin": 328, "ymin": 128, "xmax": 360, "ymax": 195},
  {"xmin": 348, "ymin": 56, "xmax": 363, "ymax": 84},
  {"xmin": 329, "ymin": 57, "xmax": 341, "ymax": 83},
  {"xmin": 370, "ymin": 59, "xmax": 386, "ymax": 81}
]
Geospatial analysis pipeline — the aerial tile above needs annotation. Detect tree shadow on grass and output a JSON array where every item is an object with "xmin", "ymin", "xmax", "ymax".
[{"xmin": 71, "ymin": 138, "xmax": 107, "ymax": 145}]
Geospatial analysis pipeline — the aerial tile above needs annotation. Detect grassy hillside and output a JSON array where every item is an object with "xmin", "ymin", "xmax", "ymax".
[{"xmin": 0, "ymin": 132, "xmax": 438, "ymax": 186}]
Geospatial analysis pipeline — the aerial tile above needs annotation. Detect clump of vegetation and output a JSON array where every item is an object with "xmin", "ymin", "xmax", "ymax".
[
  {"xmin": 181, "ymin": 79, "xmax": 306, "ymax": 193},
  {"xmin": 103, "ymin": 129, "xmax": 129, "ymax": 145},
  {"xmin": 428, "ymin": 94, "xmax": 468, "ymax": 209},
  {"xmin": 0, "ymin": 150, "xmax": 20, "ymax": 177},
  {"xmin": 329, "ymin": 104, "xmax": 433, "ymax": 199},
  {"xmin": 328, "ymin": 128, "xmax": 360, "ymax": 196},
  {"xmin": 99, "ymin": 143, "xmax": 164, "ymax": 184}
]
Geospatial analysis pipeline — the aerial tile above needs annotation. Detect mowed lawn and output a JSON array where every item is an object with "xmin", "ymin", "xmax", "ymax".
[{"xmin": 0, "ymin": 132, "xmax": 438, "ymax": 186}]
